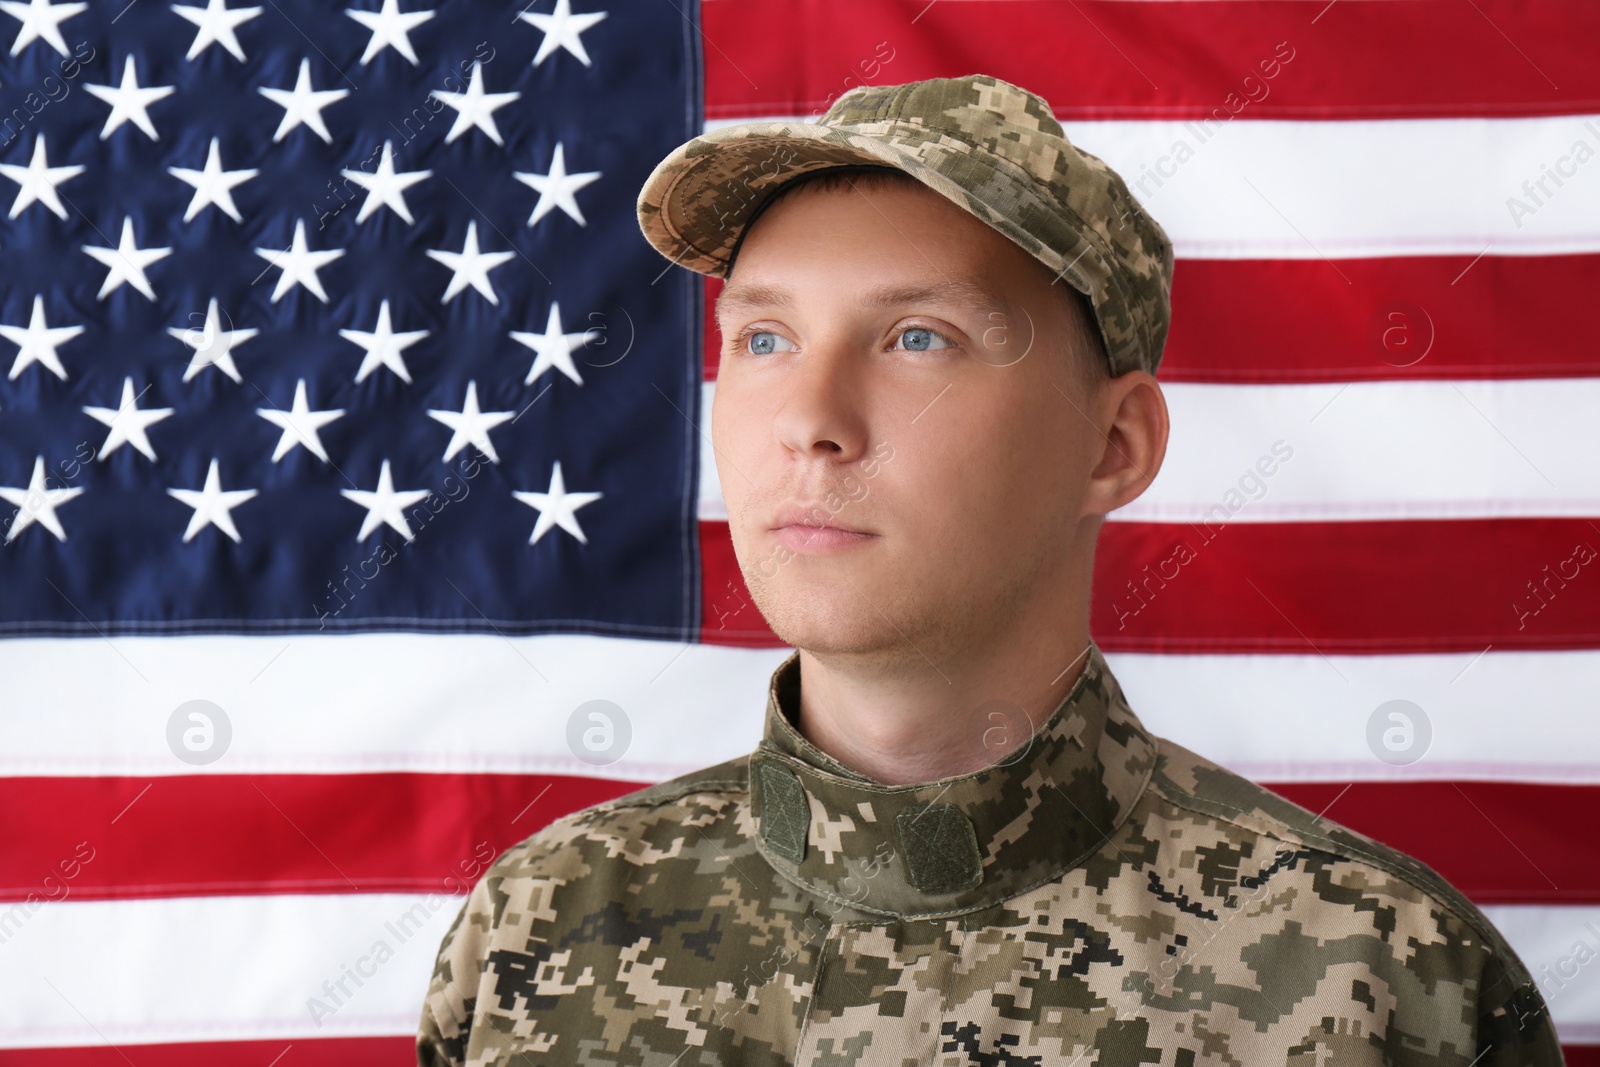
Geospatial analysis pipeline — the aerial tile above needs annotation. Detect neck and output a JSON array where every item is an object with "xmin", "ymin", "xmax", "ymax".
[{"xmin": 794, "ymin": 587, "xmax": 1095, "ymax": 786}]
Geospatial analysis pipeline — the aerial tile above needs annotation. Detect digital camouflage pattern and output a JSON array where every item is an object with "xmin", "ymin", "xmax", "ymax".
[
  {"xmin": 634, "ymin": 73, "xmax": 1176, "ymax": 378},
  {"xmin": 416, "ymin": 641, "xmax": 1564, "ymax": 1066}
]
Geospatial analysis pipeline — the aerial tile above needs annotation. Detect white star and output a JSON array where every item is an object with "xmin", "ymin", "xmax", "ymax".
[
  {"xmin": 427, "ymin": 380, "xmax": 514, "ymax": 463},
  {"xmin": 341, "ymin": 458, "xmax": 430, "ymax": 542},
  {"xmin": 430, "ymin": 61, "xmax": 519, "ymax": 146},
  {"xmin": 83, "ymin": 377, "xmax": 174, "ymax": 461},
  {"xmin": 258, "ymin": 57, "xmax": 349, "ymax": 144},
  {"xmin": 84, "ymin": 55, "xmax": 176, "ymax": 140},
  {"xmin": 510, "ymin": 301, "xmax": 596, "ymax": 386},
  {"xmin": 168, "ymin": 458, "xmax": 258, "ymax": 543},
  {"xmin": 0, "ymin": 0, "xmax": 85, "ymax": 57},
  {"xmin": 338, "ymin": 299, "xmax": 428, "ymax": 383},
  {"xmin": 256, "ymin": 378, "xmax": 343, "ymax": 463},
  {"xmin": 342, "ymin": 139, "xmax": 429, "ymax": 225},
  {"xmin": 82, "ymin": 216, "xmax": 172, "ymax": 301},
  {"xmin": 513, "ymin": 142, "xmax": 600, "ymax": 228},
  {"xmin": 0, "ymin": 135, "xmax": 83, "ymax": 220},
  {"xmin": 514, "ymin": 461, "xmax": 600, "ymax": 545},
  {"xmin": 345, "ymin": 0, "xmax": 434, "ymax": 65},
  {"xmin": 167, "ymin": 297, "xmax": 257, "ymax": 382},
  {"xmin": 171, "ymin": 0, "xmax": 261, "ymax": 62},
  {"xmin": 425, "ymin": 221, "xmax": 515, "ymax": 305},
  {"xmin": 517, "ymin": 0, "xmax": 606, "ymax": 67},
  {"xmin": 255, "ymin": 218, "xmax": 345, "ymax": 303},
  {"xmin": 1, "ymin": 295, "xmax": 82, "ymax": 381},
  {"xmin": 168, "ymin": 137, "xmax": 256, "ymax": 222},
  {"xmin": 0, "ymin": 455, "xmax": 84, "ymax": 543}
]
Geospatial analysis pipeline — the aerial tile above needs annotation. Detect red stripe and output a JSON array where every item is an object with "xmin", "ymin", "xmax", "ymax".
[
  {"xmin": 699, "ymin": 519, "xmax": 1600, "ymax": 654},
  {"xmin": 1265, "ymin": 780, "xmax": 1592, "ymax": 906},
  {"xmin": 704, "ymin": 257, "xmax": 1600, "ymax": 385},
  {"xmin": 1165, "ymin": 255, "xmax": 1600, "ymax": 383},
  {"xmin": 0, "ymin": 773, "xmax": 635, "ymax": 904},
  {"xmin": 699, "ymin": 515, "xmax": 780, "ymax": 645},
  {"xmin": 0, "ymin": 1037, "xmax": 408, "ymax": 1065},
  {"xmin": 704, "ymin": 275, "xmax": 723, "ymax": 380},
  {"xmin": 703, "ymin": 0, "xmax": 1600, "ymax": 121},
  {"xmin": 3, "ymin": 772, "xmax": 1596, "ymax": 905},
  {"xmin": 1093, "ymin": 518, "xmax": 1600, "ymax": 655},
  {"xmin": 2, "ymin": 1038, "xmax": 1593, "ymax": 1066}
]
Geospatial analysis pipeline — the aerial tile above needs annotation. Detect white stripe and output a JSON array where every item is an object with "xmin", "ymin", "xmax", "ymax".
[
  {"xmin": 0, "ymin": 633, "xmax": 783, "ymax": 780},
  {"xmin": 1482, "ymin": 905, "xmax": 1600, "ymax": 1045},
  {"xmin": 0, "ymin": 895, "xmax": 1594, "ymax": 1047},
  {"xmin": 705, "ymin": 114, "xmax": 1600, "ymax": 258},
  {"xmin": 1125, "ymin": 378, "xmax": 1600, "ymax": 523},
  {"xmin": 1106, "ymin": 648, "xmax": 1600, "ymax": 784},
  {"xmin": 695, "ymin": 378, "xmax": 1600, "ymax": 522},
  {"xmin": 0, "ymin": 893, "xmax": 456, "ymax": 1046},
  {"xmin": 3, "ymin": 637, "xmax": 1598, "ymax": 783},
  {"xmin": 699, "ymin": 378, "xmax": 727, "ymax": 521}
]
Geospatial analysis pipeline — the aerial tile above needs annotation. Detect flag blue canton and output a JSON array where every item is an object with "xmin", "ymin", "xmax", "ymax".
[{"xmin": 0, "ymin": 0, "xmax": 704, "ymax": 638}]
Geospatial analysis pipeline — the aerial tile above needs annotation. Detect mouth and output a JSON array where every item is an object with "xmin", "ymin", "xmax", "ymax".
[
  {"xmin": 767, "ymin": 504, "xmax": 876, "ymax": 553},
  {"xmin": 769, "ymin": 524, "xmax": 876, "ymax": 552}
]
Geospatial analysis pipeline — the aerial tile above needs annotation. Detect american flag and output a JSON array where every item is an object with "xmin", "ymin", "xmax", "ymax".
[{"xmin": 1, "ymin": 0, "xmax": 1597, "ymax": 1063}]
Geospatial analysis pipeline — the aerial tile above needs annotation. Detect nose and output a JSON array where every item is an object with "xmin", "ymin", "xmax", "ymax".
[{"xmin": 770, "ymin": 339, "xmax": 869, "ymax": 463}]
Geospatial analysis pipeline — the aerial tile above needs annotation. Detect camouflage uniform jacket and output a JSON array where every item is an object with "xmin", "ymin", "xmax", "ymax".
[{"xmin": 417, "ymin": 642, "xmax": 1564, "ymax": 1066}]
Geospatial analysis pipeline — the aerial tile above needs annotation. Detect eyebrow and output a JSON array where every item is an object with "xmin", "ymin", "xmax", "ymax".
[{"xmin": 715, "ymin": 277, "xmax": 1010, "ymax": 320}]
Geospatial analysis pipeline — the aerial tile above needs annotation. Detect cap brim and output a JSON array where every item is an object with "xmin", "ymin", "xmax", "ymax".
[{"xmin": 637, "ymin": 120, "xmax": 994, "ymax": 281}]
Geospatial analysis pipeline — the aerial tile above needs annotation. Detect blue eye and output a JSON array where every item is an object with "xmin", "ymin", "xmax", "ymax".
[
  {"xmin": 745, "ymin": 330, "xmax": 796, "ymax": 356},
  {"xmin": 895, "ymin": 326, "xmax": 952, "ymax": 352}
]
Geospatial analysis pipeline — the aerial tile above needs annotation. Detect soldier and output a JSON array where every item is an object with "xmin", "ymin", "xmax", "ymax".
[{"xmin": 417, "ymin": 74, "xmax": 1564, "ymax": 1066}]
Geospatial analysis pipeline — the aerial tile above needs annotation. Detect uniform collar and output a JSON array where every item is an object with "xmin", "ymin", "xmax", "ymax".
[{"xmin": 748, "ymin": 640, "xmax": 1158, "ymax": 920}]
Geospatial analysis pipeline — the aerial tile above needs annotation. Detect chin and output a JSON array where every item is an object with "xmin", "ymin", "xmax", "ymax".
[{"xmin": 746, "ymin": 575, "xmax": 906, "ymax": 656}]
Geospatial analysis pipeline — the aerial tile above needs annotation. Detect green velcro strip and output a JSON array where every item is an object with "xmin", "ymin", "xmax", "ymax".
[
  {"xmin": 896, "ymin": 803, "xmax": 982, "ymax": 894},
  {"xmin": 757, "ymin": 762, "xmax": 809, "ymax": 864}
]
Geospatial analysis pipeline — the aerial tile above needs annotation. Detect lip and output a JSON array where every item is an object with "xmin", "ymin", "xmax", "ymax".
[
  {"xmin": 770, "ymin": 524, "xmax": 876, "ymax": 553},
  {"xmin": 769, "ymin": 504, "xmax": 869, "ymax": 533},
  {"xmin": 768, "ymin": 503, "xmax": 876, "ymax": 553}
]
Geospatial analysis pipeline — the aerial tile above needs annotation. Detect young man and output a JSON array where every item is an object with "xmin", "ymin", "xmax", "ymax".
[{"xmin": 417, "ymin": 74, "xmax": 1563, "ymax": 1066}]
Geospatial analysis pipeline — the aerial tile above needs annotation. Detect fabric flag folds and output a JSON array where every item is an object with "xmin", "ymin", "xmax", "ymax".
[{"xmin": 0, "ymin": 0, "xmax": 1596, "ymax": 1063}]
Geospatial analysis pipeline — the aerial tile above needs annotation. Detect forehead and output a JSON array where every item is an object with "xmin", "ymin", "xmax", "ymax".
[
  {"xmin": 714, "ymin": 178, "xmax": 1050, "ymax": 321},
  {"xmin": 715, "ymin": 276, "xmax": 1013, "ymax": 321}
]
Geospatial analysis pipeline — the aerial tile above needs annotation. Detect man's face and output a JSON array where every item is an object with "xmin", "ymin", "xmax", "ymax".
[{"xmin": 711, "ymin": 176, "xmax": 1126, "ymax": 662}]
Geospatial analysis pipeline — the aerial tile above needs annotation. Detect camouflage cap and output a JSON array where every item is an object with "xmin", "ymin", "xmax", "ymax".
[{"xmin": 636, "ymin": 73, "xmax": 1176, "ymax": 377}]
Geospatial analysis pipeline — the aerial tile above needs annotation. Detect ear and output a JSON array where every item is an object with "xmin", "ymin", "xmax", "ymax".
[{"xmin": 1082, "ymin": 371, "xmax": 1168, "ymax": 518}]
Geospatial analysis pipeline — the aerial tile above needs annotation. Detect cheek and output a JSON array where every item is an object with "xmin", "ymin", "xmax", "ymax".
[
  {"xmin": 904, "ymin": 397, "xmax": 1064, "ymax": 541},
  {"xmin": 707, "ymin": 383, "xmax": 742, "ymax": 467},
  {"xmin": 889, "ymin": 424, "xmax": 1000, "ymax": 539},
  {"xmin": 709, "ymin": 383, "xmax": 764, "ymax": 510}
]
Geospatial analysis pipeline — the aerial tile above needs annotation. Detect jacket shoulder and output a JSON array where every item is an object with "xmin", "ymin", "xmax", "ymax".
[
  {"xmin": 1143, "ymin": 735, "xmax": 1562, "ymax": 1057},
  {"xmin": 416, "ymin": 755, "xmax": 756, "ymax": 1065},
  {"xmin": 487, "ymin": 753, "xmax": 752, "ymax": 874},
  {"xmin": 1145, "ymin": 735, "xmax": 1532, "ymax": 978},
  {"xmin": 587, "ymin": 752, "xmax": 752, "ymax": 813}
]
